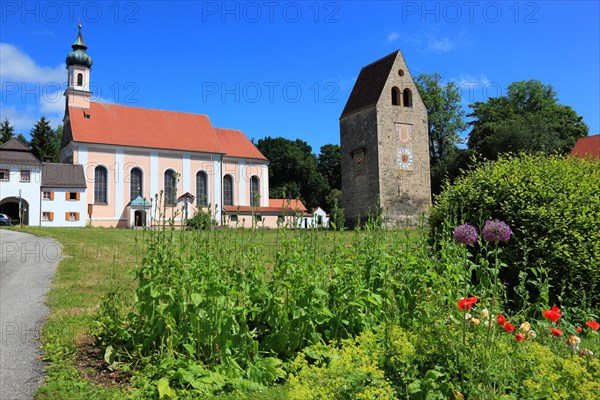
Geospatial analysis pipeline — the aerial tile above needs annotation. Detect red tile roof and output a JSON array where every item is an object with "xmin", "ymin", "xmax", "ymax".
[
  {"xmin": 67, "ymin": 102, "xmax": 267, "ymax": 160},
  {"xmin": 268, "ymin": 199, "xmax": 307, "ymax": 212},
  {"xmin": 571, "ymin": 135, "xmax": 600, "ymax": 158},
  {"xmin": 215, "ymin": 128, "xmax": 267, "ymax": 160},
  {"xmin": 223, "ymin": 199, "xmax": 308, "ymax": 215}
]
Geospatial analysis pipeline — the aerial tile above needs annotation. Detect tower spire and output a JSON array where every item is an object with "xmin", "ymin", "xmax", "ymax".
[
  {"xmin": 66, "ymin": 23, "xmax": 92, "ymax": 68},
  {"xmin": 64, "ymin": 24, "xmax": 92, "ymax": 110}
]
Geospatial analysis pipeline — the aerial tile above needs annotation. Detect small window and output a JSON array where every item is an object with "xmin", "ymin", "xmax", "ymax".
[
  {"xmin": 20, "ymin": 170, "xmax": 31, "ymax": 182},
  {"xmin": 403, "ymin": 88, "xmax": 412, "ymax": 107},
  {"xmin": 42, "ymin": 191, "xmax": 53, "ymax": 200},
  {"xmin": 77, "ymin": 73, "xmax": 83, "ymax": 86},
  {"xmin": 398, "ymin": 69, "xmax": 405, "ymax": 77},
  {"xmin": 391, "ymin": 87, "xmax": 401, "ymax": 106},
  {"xmin": 0, "ymin": 169, "xmax": 9, "ymax": 181},
  {"xmin": 67, "ymin": 212, "xmax": 80, "ymax": 221},
  {"xmin": 67, "ymin": 192, "xmax": 79, "ymax": 201},
  {"xmin": 42, "ymin": 212, "xmax": 50, "ymax": 221},
  {"xmin": 230, "ymin": 215, "xmax": 238, "ymax": 222},
  {"xmin": 255, "ymin": 214, "xmax": 262, "ymax": 222}
]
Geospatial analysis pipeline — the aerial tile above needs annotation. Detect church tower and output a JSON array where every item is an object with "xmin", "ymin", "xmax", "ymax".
[
  {"xmin": 340, "ymin": 50, "xmax": 431, "ymax": 227},
  {"xmin": 64, "ymin": 24, "xmax": 93, "ymax": 110}
]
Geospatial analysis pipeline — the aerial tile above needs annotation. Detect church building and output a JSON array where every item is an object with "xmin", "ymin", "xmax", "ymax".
[{"xmin": 1, "ymin": 26, "xmax": 308, "ymax": 228}]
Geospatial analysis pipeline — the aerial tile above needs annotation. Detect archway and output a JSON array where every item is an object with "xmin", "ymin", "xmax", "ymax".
[{"xmin": 0, "ymin": 197, "xmax": 29, "ymax": 225}]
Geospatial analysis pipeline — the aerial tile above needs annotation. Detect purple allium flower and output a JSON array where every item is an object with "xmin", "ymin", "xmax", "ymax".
[
  {"xmin": 453, "ymin": 223, "xmax": 479, "ymax": 245},
  {"xmin": 482, "ymin": 220, "xmax": 512, "ymax": 243}
]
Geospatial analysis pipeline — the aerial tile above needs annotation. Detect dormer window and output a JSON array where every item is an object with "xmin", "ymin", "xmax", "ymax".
[{"xmin": 77, "ymin": 73, "xmax": 83, "ymax": 86}]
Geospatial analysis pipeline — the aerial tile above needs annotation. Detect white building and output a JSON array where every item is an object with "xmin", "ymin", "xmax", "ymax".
[
  {"xmin": 296, "ymin": 207, "xmax": 329, "ymax": 229},
  {"xmin": 0, "ymin": 138, "xmax": 87, "ymax": 227}
]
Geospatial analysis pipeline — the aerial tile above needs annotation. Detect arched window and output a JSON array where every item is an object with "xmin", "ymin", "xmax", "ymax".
[
  {"xmin": 164, "ymin": 169, "xmax": 177, "ymax": 205},
  {"xmin": 223, "ymin": 175, "xmax": 233, "ymax": 206},
  {"xmin": 130, "ymin": 167, "xmax": 142, "ymax": 201},
  {"xmin": 391, "ymin": 87, "xmax": 401, "ymax": 106},
  {"xmin": 77, "ymin": 73, "xmax": 83, "ymax": 86},
  {"xmin": 250, "ymin": 176, "xmax": 260, "ymax": 206},
  {"xmin": 403, "ymin": 88, "xmax": 412, "ymax": 107},
  {"xmin": 196, "ymin": 171, "xmax": 208, "ymax": 206},
  {"xmin": 94, "ymin": 166, "xmax": 107, "ymax": 204}
]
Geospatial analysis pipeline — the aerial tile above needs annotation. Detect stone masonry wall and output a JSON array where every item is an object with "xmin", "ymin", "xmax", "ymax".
[
  {"xmin": 376, "ymin": 54, "xmax": 431, "ymax": 226},
  {"xmin": 340, "ymin": 107, "xmax": 381, "ymax": 227}
]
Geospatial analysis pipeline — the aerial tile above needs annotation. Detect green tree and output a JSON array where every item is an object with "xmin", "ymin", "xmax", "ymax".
[
  {"xmin": 317, "ymin": 144, "xmax": 341, "ymax": 192},
  {"xmin": 0, "ymin": 119, "xmax": 15, "ymax": 144},
  {"xmin": 325, "ymin": 188, "xmax": 344, "ymax": 229},
  {"xmin": 467, "ymin": 80, "xmax": 588, "ymax": 160},
  {"xmin": 414, "ymin": 73, "xmax": 467, "ymax": 195},
  {"xmin": 30, "ymin": 117, "xmax": 61, "ymax": 162},
  {"xmin": 415, "ymin": 73, "xmax": 466, "ymax": 164},
  {"xmin": 256, "ymin": 137, "xmax": 329, "ymax": 210}
]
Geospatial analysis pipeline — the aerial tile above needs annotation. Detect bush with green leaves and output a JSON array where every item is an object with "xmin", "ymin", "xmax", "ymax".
[
  {"xmin": 430, "ymin": 154, "xmax": 600, "ymax": 308},
  {"xmin": 186, "ymin": 206, "xmax": 215, "ymax": 230}
]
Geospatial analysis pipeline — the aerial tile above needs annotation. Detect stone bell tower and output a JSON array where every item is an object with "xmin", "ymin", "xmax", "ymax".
[{"xmin": 340, "ymin": 50, "xmax": 431, "ymax": 227}]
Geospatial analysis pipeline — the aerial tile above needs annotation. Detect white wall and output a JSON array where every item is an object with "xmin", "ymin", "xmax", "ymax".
[
  {"xmin": 0, "ymin": 164, "xmax": 42, "ymax": 226},
  {"xmin": 40, "ymin": 188, "xmax": 87, "ymax": 227}
]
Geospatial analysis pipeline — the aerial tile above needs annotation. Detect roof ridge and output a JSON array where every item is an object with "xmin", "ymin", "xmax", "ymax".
[
  {"xmin": 360, "ymin": 50, "xmax": 399, "ymax": 70},
  {"xmin": 90, "ymin": 102, "xmax": 212, "ymax": 118}
]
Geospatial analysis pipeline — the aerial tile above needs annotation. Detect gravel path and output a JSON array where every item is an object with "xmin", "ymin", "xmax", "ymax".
[{"xmin": 0, "ymin": 230, "xmax": 61, "ymax": 400}]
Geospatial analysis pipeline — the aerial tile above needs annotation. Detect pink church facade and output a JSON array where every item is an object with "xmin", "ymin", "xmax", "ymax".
[{"xmin": 59, "ymin": 26, "xmax": 303, "ymax": 228}]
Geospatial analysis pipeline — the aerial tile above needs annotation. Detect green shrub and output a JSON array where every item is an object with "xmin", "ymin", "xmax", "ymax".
[
  {"xmin": 430, "ymin": 154, "xmax": 600, "ymax": 308},
  {"xmin": 186, "ymin": 206, "xmax": 215, "ymax": 230},
  {"xmin": 287, "ymin": 331, "xmax": 396, "ymax": 400},
  {"xmin": 518, "ymin": 342, "xmax": 600, "ymax": 399}
]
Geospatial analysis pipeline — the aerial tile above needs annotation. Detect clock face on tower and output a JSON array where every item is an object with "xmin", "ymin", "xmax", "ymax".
[
  {"xmin": 396, "ymin": 147, "xmax": 413, "ymax": 170},
  {"xmin": 353, "ymin": 150, "xmax": 365, "ymax": 172}
]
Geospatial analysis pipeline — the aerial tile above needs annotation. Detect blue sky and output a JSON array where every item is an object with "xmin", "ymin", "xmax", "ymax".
[{"xmin": 1, "ymin": 1, "xmax": 598, "ymax": 153}]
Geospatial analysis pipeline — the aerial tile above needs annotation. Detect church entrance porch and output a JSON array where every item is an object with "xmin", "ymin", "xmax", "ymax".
[{"xmin": 128, "ymin": 195, "xmax": 152, "ymax": 228}]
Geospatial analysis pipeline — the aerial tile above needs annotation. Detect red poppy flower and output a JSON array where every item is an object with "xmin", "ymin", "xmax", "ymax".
[
  {"xmin": 542, "ymin": 306, "xmax": 561, "ymax": 323},
  {"xmin": 458, "ymin": 296, "xmax": 478, "ymax": 311},
  {"xmin": 504, "ymin": 323, "xmax": 515, "ymax": 332},
  {"xmin": 497, "ymin": 314, "xmax": 506, "ymax": 325},
  {"xmin": 515, "ymin": 334, "xmax": 525, "ymax": 342},
  {"xmin": 586, "ymin": 320, "xmax": 600, "ymax": 330},
  {"xmin": 576, "ymin": 327, "xmax": 583, "ymax": 333},
  {"xmin": 550, "ymin": 328, "xmax": 563, "ymax": 337}
]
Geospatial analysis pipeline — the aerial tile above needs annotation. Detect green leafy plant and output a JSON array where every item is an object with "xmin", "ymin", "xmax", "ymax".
[{"xmin": 430, "ymin": 154, "xmax": 600, "ymax": 308}]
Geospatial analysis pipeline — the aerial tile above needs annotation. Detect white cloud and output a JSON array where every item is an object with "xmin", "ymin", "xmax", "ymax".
[
  {"xmin": 388, "ymin": 32, "xmax": 400, "ymax": 42},
  {"xmin": 451, "ymin": 74, "xmax": 505, "ymax": 104},
  {"xmin": 428, "ymin": 37, "xmax": 455, "ymax": 52},
  {"xmin": 0, "ymin": 43, "xmax": 64, "ymax": 84},
  {"xmin": 40, "ymin": 93, "xmax": 65, "ymax": 114},
  {"xmin": 454, "ymin": 74, "xmax": 493, "ymax": 90},
  {"xmin": 0, "ymin": 105, "xmax": 39, "ymax": 134}
]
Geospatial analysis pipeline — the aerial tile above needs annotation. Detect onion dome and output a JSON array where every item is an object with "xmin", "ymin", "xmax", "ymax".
[{"xmin": 66, "ymin": 24, "xmax": 92, "ymax": 69}]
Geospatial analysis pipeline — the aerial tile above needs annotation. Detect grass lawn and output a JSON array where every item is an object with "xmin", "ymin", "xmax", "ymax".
[{"xmin": 12, "ymin": 226, "xmax": 367, "ymax": 399}]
